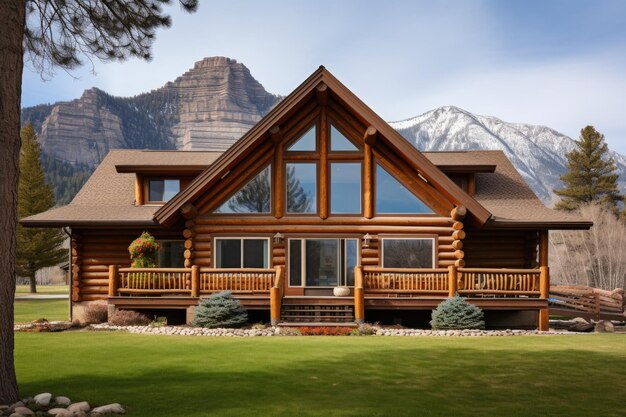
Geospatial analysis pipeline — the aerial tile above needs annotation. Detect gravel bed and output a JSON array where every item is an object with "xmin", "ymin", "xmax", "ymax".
[{"xmin": 84, "ymin": 323, "xmax": 585, "ymax": 337}]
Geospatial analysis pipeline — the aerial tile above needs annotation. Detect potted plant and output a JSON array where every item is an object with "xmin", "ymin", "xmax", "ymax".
[{"xmin": 333, "ymin": 286, "xmax": 350, "ymax": 297}]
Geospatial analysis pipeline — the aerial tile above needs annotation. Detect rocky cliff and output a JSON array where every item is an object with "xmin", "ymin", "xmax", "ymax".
[{"xmin": 22, "ymin": 57, "xmax": 281, "ymax": 166}]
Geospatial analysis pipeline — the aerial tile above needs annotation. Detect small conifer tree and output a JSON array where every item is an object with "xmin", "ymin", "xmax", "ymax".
[
  {"xmin": 193, "ymin": 291, "xmax": 248, "ymax": 328},
  {"xmin": 16, "ymin": 123, "xmax": 66, "ymax": 293},
  {"xmin": 555, "ymin": 126, "xmax": 622, "ymax": 212},
  {"xmin": 430, "ymin": 296, "xmax": 485, "ymax": 330}
]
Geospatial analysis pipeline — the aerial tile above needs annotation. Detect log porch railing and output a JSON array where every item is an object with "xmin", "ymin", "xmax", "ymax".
[
  {"xmin": 108, "ymin": 265, "xmax": 281, "ymax": 297},
  {"xmin": 357, "ymin": 266, "xmax": 544, "ymax": 298}
]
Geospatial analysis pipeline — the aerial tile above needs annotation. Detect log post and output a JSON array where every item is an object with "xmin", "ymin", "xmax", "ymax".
[
  {"xmin": 191, "ymin": 265, "xmax": 200, "ymax": 298},
  {"xmin": 539, "ymin": 265, "xmax": 550, "ymax": 331},
  {"xmin": 538, "ymin": 230, "xmax": 550, "ymax": 331},
  {"xmin": 354, "ymin": 266, "xmax": 365, "ymax": 324},
  {"xmin": 448, "ymin": 265, "xmax": 458, "ymax": 298},
  {"xmin": 108, "ymin": 265, "xmax": 119, "ymax": 297},
  {"xmin": 270, "ymin": 266, "xmax": 285, "ymax": 326}
]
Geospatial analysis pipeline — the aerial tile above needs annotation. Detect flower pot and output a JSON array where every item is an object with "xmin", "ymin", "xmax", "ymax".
[{"xmin": 333, "ymin": 286, "xmax": 350, "ymax": 297}]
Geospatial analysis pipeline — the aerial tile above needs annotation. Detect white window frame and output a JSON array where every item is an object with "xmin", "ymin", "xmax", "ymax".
[
  {"xmin": 213, "ymin": 237, "xmax": 271, "ymax": 269},
  {"xmin": 380, "ymin": 237, "xmax": 436, "ymax": 269},
  {"xmin": 287, "ymin": 237, "xmax": 360, "ymax": 287}
]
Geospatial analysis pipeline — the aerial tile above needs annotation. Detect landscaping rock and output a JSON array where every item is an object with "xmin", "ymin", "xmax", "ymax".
[
  {"xmin": 91, "ymin": 403, "xmax": 125, "ymax": 414},
  {"xmin": 10, "ymin": 402, "xmax": 24, "ymax": 409},
  {"xmin": 53, "ymin": 397, "xmax": 71, "ymax": 407},
  {"xmin": 48, "ymin": 408, "xmax": 72, "ymax": 416},
  {"xmin": 13, "ymin": 407, "xmax": 34, "ymax": 416},
  {"xmin": 67, "ymin": 402, "xmax": 90, "ymax": 413},
  {"xmin": 595, "ymin": 320, "xmax": 615, "ymax": 333},
  {"xmin": 74, "ymin": 412, "xmax": 88, "ymax": 417},
  {"xmin": 10, "ymin": 413, "xmax": 22, "ymax": 417},
  {"xmin": 34, "ymin": 393, "xmax": 52, "ymax": 407}
]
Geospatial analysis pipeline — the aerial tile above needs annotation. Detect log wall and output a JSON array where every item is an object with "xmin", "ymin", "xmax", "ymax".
[
  {"xmin": 463, "ymin": 229, "xmax": 538, "ymax": 268},
  {"xmin": 71, "ymin": 228, "xmax": 183, "ymax": 301}
]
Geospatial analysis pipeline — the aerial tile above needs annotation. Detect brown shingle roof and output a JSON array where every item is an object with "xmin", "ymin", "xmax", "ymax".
[
  {"xmin": 22, "ymin": 148, "xmax": 591, "ymax": 229},
  {"xmin": 423, "ymin": 151, "xmax": 591, "ymax": 228},
  {"xmin": 21, "ymin": 150, "xmax": 221, "ymax": 227}
]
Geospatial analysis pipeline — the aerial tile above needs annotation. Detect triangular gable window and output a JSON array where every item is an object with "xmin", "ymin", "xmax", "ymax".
[
  {"xmin": 287, "ymin": 125, "xmax": 316, "ymax": 151},
  {"xmin": 214, "ymin": 165, "xmax": 271, "ymax": 213},
  {"xmin": 376, "ymin": 164, "xmax": 434, "ymax": 214},
  {"xmin": 330, "ymin": 125, "xmax": 358, "ymax": 151}
]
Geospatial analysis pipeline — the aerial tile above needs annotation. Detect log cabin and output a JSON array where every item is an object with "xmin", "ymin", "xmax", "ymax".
[{"xmin": 22, "ymin": 67, "xmax": 592, "ymax": 329}]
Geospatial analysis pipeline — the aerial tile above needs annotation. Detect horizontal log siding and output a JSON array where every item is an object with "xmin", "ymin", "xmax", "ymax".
[
  {"xmin": 463, "ymin": 229, "xmax": 539, "ymax": 269},
  {"xmin": 193, "ymin": 216, "xmax": 458, "ymax": 270},
  {"xmin": 72, "ymin": 228, "xmax": 183, "ymax": 301}
]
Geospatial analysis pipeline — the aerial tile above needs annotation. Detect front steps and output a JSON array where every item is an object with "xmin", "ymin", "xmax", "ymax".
[{"xmin": 280, "ymin": 297, "xmax": 355, "ymax": 325}]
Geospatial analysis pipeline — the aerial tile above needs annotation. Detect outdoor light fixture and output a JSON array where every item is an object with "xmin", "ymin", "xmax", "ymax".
[
  {"xmin": 362, "ymin": 233, "xmax": 373, "ymax": 248},
  {"xmin": 273, "ymin": 232, "xmax": 284, "ymax": 244}
]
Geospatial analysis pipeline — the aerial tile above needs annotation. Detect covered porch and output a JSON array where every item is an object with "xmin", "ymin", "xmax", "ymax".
[{"xmin": 106, "ymin": 263, "xmax": 550, "ymax": 329}]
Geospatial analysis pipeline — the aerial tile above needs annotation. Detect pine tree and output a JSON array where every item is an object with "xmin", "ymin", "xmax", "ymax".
[
  {"xmin": 16, "ymin": 123, "xmax": 66, "ymax": 293},
  {"xmin": 555, "ymin": 126, "xmax": 622, "ymax": 211}
]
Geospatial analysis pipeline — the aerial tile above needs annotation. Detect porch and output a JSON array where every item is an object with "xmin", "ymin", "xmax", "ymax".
[{"xmin": 106, "ymin": 264, "xmax": 550, "ymax": 328}]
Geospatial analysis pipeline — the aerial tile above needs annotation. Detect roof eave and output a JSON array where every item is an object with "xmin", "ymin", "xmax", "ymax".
[
  {"xmin": 20, "ymin": 218, "xmax": 158, "ymax": 228},
  {"xmin": 485, "ymin": 219, "xmax": 594, "ymax": 230}
]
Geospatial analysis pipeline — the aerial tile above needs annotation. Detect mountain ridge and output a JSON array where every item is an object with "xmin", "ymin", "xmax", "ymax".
[{"xmin": 21, "ymin": 57, "xmax": 626, "ymax": 206}]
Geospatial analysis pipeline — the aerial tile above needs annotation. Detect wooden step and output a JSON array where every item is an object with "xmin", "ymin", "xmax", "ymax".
[{"xmin": 279, "ymin": 322, "xmax": 358, "ymax": 327}]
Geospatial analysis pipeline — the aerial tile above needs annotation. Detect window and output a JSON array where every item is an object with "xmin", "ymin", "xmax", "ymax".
[
  {"xmin": 289, "ymin": 238, "xmax": 358, "ymax": 287},
  {"xmin": 215, "ymin": 165, "xmax": 271, "ymax": 213},
  {"xmin": 330, "ymin": 162, "xmax": 361, "ymax": 214},
  {"xmin": 381, "ymin": 238, "xmax": 435, "ymax": 268},
  {"xmin": 148, "ymin": 179, "xmax": 180, "ymax": 202},
  {"xmin": 157, "ymin": 241, "xmax": 185, "ymax": 268},
  {"xmin": 214, "ymin": 238, "xmax": 270, "ymax": 268},
  {"xmin": 287, "ymin": 125, "xmax": 316, "ymax": 151},
  {"xmin": 330, "ymin": 125, "xmax": 358, "ymax": 151},
  {"xmin": 286, "ymin": 163, "xmax": 316, "ymax": 213},
  {"xmin": 375, "ymin": 164, "xmax": 434, "ymax": 214}
]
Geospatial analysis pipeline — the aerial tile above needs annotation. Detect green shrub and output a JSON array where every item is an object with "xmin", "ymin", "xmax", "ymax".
[
  {"xmin": 192, "ymin": 291, "xmax": 248, "ymax": 328},
  {"xmin": 83, "ymin": 302, "xmax": 109, "ymax": 324},
  {"xmin": 430, "ymin": 296, "xmax": 485, "ymax": 330},
  {"xmin": 108, "ymin": 310, "xmax": 151, "ymax": 326},
  {"xmin": 351, "ymin": 322, "xmax": 378, "ymax": 336}
]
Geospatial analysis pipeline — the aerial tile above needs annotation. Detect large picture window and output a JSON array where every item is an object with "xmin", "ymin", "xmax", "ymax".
[
  {"xmin": 289, "ymin": 238, "xmax": 358, "ymax": 287},
  {"xmin": 330, "ymin": 162, "xmax": 361, "ymax": 214},
  {"xmin": 375, "ymin": 164, "xmax": 434, "ymax": 214},
  {"xmin": 381, "ymin": 238, "xmax": 435, "ymax": 268},
  {"xmin": 286, "ymin": 163, "xmax": 317, "ymax": 214},
  {"xmin": 214, "ymin": 238, "xmax": 270, "ymax": 268},
  {"xmin": 214, "ymin": 165, "xmax": 271, "ymax": 214}
]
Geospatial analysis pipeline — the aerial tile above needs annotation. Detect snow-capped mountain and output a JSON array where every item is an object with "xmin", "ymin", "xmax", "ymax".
[{"xmin": 390, "ymin": 106, "xmax": 626, "ymax": 205}]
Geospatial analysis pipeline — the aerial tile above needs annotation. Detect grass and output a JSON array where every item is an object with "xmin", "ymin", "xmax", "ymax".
[
  {"xmin": 14, "ymin": 299, "xmax": 68, "ymax": 323},
  {"xmin": 14, "ymin": 332, "xmax": 626, "ymax": 416},
  {"xmin": 15, "ymin": 284, "xmax": 69, "ymax": 295}
]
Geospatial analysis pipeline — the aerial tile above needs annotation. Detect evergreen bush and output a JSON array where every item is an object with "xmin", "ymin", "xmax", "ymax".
[
  {"xmin": 192, "ymin": 291, "xmax": 248, "ymax": 328},
  {"xmin": 430, "ymin": 296, "xmax": 485, "ymax": 330}
]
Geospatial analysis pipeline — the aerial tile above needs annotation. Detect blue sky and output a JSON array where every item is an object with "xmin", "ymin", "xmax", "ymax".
[{"xmin": 21, "ymin": 0, "xmax": 626, "ymax": 153}]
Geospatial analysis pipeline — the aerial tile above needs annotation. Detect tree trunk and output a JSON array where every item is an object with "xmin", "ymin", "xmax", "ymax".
[
  {"xmin": 0, "ymin": 0, "xmax": 25, "ymax": 405},
  {"xmin": 29, "ymin": 273, "xmax": 37, "ymax": 294}
]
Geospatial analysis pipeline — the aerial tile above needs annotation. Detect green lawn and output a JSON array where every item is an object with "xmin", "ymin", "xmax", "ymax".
[
  {"xmin": 14, "ymin": 299, "xmax": 68, "ymax": 323},
  {"xmin": 14, "ymin": 332, "xmax": 626, "ymax": 416},
  {"xmin": 15, "ymin": 285, "xmax": 69, "ymax": 295}
]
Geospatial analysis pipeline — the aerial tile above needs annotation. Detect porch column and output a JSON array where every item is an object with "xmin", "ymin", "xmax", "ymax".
[
  {"xmin": 354, "ymin": 266, "xmax": 365, "ymax": 324},
  {"xmin": 108, "ymin": 265, "xmax": 119, "ymax": 297},
  {"xmin": 538, "ymin": 230, "xmax": 550, "ymax": 331}
]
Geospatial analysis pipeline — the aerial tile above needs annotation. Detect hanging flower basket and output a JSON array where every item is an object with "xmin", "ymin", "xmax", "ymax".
[{"xmin": 128, "ymin": 232, "xmax": 161, "ymax": 268}]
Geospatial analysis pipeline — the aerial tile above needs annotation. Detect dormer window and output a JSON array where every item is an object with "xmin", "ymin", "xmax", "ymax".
[{"xmin": 148, "ymin": 179, "xmax": 180, "ymax": 203}]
